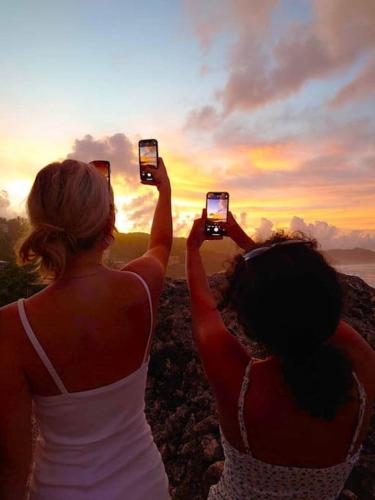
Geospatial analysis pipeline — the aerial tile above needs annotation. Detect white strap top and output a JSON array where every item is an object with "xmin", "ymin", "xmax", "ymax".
[
  {"xmin": 17, "ymin": 272, "xmax": 170, "ymax": 500},
  {"xmin": 238, "ymin": 359, "xmax": 367, "ymax": 460},
  {"xmin": 209, "ymin": 359, "xmax": 367, "ymax": 500},
  {"xmin": 17, "ymin": 270, "xmax": 153, "ymax": 395}
]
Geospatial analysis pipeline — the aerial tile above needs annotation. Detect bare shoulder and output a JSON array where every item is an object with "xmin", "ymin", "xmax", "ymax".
[
  {"xmin": 0, "ymin": 301, "xmax": 25, "ymax": 358},
  {"xmin": 0, "ymin": 301, "xmax": 21, "ymax": 334},
  {"xmin": 331, "ymin": 320, "xmax": 375, "ymax": 396},
  {"xmin": 331, "ymin": 320, "xmax": 375, "ymax": 357},
  {"xmin": 106, "ymin": 267, "xmax": 149, "ymax": 296}
]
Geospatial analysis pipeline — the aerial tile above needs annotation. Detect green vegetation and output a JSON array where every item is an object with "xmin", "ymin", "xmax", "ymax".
[
  {"xmin": 0, "ymin": 217, "xmax": 43, "ymax": 306},
  {"xmin": 110, "ymin": 232, "xmax": 239, "ymax": 278},
  {"xmin": 0, "ymin": 262, "xmax": 41, "ymax": 307}
]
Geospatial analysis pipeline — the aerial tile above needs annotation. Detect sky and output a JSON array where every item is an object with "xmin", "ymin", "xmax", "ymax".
[{"xmin": 0, "ymin": 0, "xmax": 374, "ymax": 249}]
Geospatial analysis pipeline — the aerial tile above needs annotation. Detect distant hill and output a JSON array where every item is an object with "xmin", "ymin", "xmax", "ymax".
[
  {"xmin": 111, "ymin": 234, "xmax": 375, "ymax": 277},
  {"xmin": 110, "ymin": 232, "xmax": 238, "ymax": 278},
  {"xmin": 323, "ymin": 248, "xmax": 375, "ymax": 265}
]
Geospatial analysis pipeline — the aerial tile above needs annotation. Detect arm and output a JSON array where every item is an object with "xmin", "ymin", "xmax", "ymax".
[
  {"xmin": 146, "ymin": 157, "xmax": 172, "ymax": 269},
  {"xmin": 123, "ymin": 157, "xmax": 172, "ymax": 299},
  {"xmin": 0, "ymin": 312, "xmax": 32, "ymax": 500},
  {"xmin": 226, "ymin": 211, "xmax": 255, "ymax": 251},
  {"xmin": 186, "ymin": 213, "xmax": 249, "ymax": 393}
]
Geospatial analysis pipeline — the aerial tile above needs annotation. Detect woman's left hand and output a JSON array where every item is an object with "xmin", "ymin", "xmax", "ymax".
[{"xmin": 187, "ymin": 209, "xmax": 223, "ymax": 250}]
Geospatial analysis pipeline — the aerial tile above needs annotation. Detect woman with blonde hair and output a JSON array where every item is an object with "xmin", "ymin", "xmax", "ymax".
[{"xmin": 0, "ymin": 158, "xmax": 172, "ymax": 500}]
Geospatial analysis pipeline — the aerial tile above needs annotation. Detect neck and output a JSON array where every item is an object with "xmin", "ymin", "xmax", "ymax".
[{"xmin": 58, "ymin": 248, "xmax": 105, "ymax": 280}]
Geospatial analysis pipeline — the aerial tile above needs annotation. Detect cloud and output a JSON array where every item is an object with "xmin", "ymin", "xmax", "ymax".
[
  {"xmin": 0, "ymin": 190, "xmax": 14, "ymax": 219},
  {"xmin": 246, "ymin": 215, "xmax": 375, "ymax": 250},
  {"xmin": 239, "ymin": 212, "xmax": 247, "ymax": 227},
  {"xmin": 67, "ymin": 133, "xmax": 137, "ymax": 181},
  {"xmin": 329, "ymin": 59, "xmax": 375, "ymax": 107},
  {"xmin": 122, "ymin": 192, "xmax": 156, "ymax": 230},
  {"xmin": 186, "ymin": 0, "xmax": 375, "ymax": 114},
  {"xmin": 289, "ymin": 216, "xmax": 375, "ymax": 250},
  {"xmin": 184, "ymin": 105, "xmax": 222, "ymax": 130},
  {"xmin": 184, "ymin": 0, "xmax": 235, "ymax": 50},
  {"xmin": 253, "ymin": 217, "xmax": 274, "ymax": 241}
]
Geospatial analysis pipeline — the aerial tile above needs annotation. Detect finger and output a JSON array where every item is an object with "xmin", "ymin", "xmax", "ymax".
[
  {"xmin": 205, "ymin": 235, "xmax": 223, "ymax": 241},
  {"xmin": 202, "ymin": 208, "xmax": 207, "ymax": 218},
  {"xmin": 141, "ymin": 179, "xmax": 158, "ymax": 186}
]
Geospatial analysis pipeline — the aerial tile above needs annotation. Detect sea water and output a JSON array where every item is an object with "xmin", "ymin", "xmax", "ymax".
[{"xmin": 334, "ymin": 263, "xmax": 375, "ymax": 289}]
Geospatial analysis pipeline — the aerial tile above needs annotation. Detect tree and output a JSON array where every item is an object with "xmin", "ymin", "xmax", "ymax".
[
  {"xmin": 0, "ymin": 263, "xmax": 42, "ymax": 307},
  {"xmin": 0, "ymin": 216, "xmax": 29, "ymax": 263}
]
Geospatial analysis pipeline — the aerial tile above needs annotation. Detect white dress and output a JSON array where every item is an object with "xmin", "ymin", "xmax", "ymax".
[{"xmin": 18, "ymin": 272, "xmax": 170, "ymax": 500}]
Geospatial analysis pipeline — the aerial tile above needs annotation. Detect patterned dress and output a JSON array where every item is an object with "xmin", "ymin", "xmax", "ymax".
[{"xmin": 208, "ymin": 360, "xmax": 366, "ymax": 500}]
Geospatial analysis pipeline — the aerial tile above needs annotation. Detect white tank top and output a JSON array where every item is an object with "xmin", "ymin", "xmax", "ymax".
[{"xmin": 18, "ymin": 272, "xmax": 170, "ymax": 500}]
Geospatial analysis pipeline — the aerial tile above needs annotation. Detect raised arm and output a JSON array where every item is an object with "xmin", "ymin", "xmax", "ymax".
[
  {"xmin": 186, "ymin": 211, "xmax": 249, "ymax": 392},
  {"xmin": 123, "ymin": 157, "xmax": 172, "ymax": 299},
  {"xmin": 225, "ymin": 211, "xmax": 255, "ymax": 251},
  {"xmin": 146, "ymin": 157, "xmax": 172, "ymax": 269}
]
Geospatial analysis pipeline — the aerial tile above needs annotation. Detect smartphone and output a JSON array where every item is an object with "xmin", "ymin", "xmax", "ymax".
[
  {"xmin": 139, "ymin": 139, "xmax": 158, "ymax": 182},
  {"xmin": 205, "ymin": 192, "xmax": 229, "ymax": 236},
  {"xmin": 89, "ymin": 160, "xmax": 111, "ymax": 187}
]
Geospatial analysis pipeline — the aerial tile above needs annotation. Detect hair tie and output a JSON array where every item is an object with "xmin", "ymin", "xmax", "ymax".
[{"xmin": 40, "ymin": 222, "xmax": 65, "ymax": 232}]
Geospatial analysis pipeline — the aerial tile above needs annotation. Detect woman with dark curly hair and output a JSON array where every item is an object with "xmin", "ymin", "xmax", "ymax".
[{"xmin": 186, "ymin": 210, "xmax": 375, "ymax": 499}]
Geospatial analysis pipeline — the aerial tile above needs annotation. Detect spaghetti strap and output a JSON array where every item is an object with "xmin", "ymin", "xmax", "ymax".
[
  {"xmin": 347, "ymin": 371, "xmax": 367, "ymax": 458},
  {"xmin": 125, "ymin": 271, "xmax": 154, "ymax": 362},
  {"xmin": 17, "ymin": 299, "xmax": 68, "ymax": 394},
  {"xmin": 238, "ymin": 359, "xmax": 253, "ymax": 453}
]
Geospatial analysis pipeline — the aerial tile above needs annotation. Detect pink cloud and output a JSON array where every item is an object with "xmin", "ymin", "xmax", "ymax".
[
  {"xmin": 254, "ymin": 218, "xmax": 274, "ymax": 241},
  {"xmin": 67, "ymin": 133, "xmax": 137, "ymax": 181},
  {"xmin": 123, "ymin": 192, "xmax": 156, "ymax": 228},
  {"xmin": 289, "ymin": 216, "xmax": 375, "ymax": 250},
  {"xmin": 184, "ymin": 105, "xmax": 221, "ymax": 129},
  {"xmin": 186, "ymin": 0, "xmax": 375, "ymax": 114},
  {"xmin": 329, "ymin": 59, "xmax": 375, "ymax": 107}
]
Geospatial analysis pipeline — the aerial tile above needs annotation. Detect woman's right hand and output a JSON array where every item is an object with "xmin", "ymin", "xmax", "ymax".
[{"xmin": 142, "ymin": 157, "xmax": 170, "ymax": 193}]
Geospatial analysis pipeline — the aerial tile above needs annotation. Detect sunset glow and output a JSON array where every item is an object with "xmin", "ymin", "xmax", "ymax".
[{"xmin": 1, "ymin": 0, "xmax": 374, "ymax": 249}]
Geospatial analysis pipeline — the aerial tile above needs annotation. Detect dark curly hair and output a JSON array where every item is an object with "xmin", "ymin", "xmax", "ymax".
[{"xmin": 222, "ymin": 232, "xmax": 353, "ymax": 421}]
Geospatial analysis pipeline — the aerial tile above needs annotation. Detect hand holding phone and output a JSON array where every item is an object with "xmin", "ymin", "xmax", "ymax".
[
  {"xmin": 205, "ymin": 192, "xmax": 229, "ymax": 237},
  {"xmin": 187, "ymin": 208, "xmax": 221, "ymax": 250},
  {"xmin": 146, "ymin": 157, "xmax": 171, "ymax": 193},
  {"xmin": 139, "ymin": 139, "xmax": 158, "ymax": 183}
]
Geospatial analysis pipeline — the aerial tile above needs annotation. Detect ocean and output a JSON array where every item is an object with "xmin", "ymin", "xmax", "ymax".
[{"xmin": 334, "ymin": 263, "xmax": 375, "ymax": 289}]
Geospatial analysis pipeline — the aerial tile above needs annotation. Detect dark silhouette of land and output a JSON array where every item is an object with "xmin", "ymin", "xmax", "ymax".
[{"xmin": 110, "ymin": 232, "xmax": 375, "ymax": 278}]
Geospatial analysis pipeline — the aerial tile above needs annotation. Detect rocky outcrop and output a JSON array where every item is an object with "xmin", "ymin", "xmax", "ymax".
[
  {"xmin": 27, "ymin": 273, "xmax": 374, "ymax": 499},
  {"xmin": 146, "ymin": 273, "xmax": 375, "ymax": 500}
]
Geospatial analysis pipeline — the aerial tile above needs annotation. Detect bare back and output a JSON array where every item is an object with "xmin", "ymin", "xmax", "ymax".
[
  {"xmin": 1, "ymin": 268, "xmax": 154, "ymax": 397},
  {"xmin": 215, "ymin": 321, "xmax": 375, "ymax": 468}
]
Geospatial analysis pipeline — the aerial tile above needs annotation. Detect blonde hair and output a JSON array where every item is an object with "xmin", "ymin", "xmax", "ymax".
[{"xmin": 19, "ymin": 159, "xmax": 115, "ymax": 279}]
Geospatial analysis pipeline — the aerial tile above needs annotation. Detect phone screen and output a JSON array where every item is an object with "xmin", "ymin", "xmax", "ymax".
[
  {"xmin": 139, "ymin": 139, "xmax": 158, "ymax": 182},
  {"xmin": 205, "ymin": 192, "xmax": 229, "ymax": 236}
]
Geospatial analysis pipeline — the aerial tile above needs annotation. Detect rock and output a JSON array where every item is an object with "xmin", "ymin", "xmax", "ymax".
[
  {"xmin": 340, "ymin": 490, "xmax": 357, "ymax": 499},
  {"xmin": 201, "ymin": 434, "xmax": 222, "ymax": 462},
  {"xmin": 179, "ymin": 440, "xmax": 197, "ymax": 457},
  {"xmin": 193, "ymin": 415, "xmax": 218, "ymax": 435},
  {"xmin": 29, "ymin": 272, "xmax": 375, "ymax": 500},
  {"xmin": 203, "ymin": 461, "xmax": 224, "ymax": 496},
  {"xmin": 144, "ymin": 273, "xmax": 375, "ymax": 499}
]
